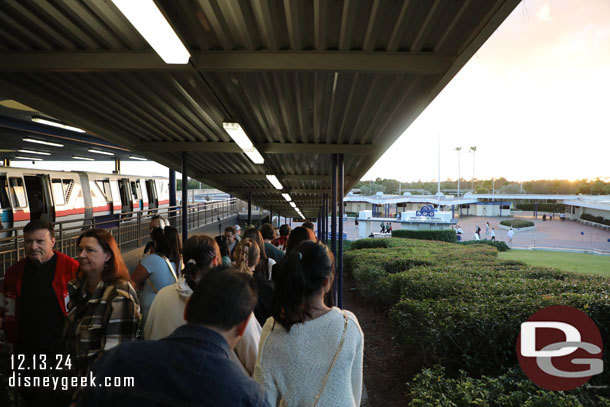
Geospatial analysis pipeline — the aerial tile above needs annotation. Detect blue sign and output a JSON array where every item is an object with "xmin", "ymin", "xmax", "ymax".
[{"xmin": 416, "ymin": 204, "xmax": 436, "ymax": 217}]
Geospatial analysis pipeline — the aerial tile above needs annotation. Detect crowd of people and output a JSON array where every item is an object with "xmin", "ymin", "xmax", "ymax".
[{"xmin": 0, "ymin": 217, "xmax": 364, "ymax": 406}]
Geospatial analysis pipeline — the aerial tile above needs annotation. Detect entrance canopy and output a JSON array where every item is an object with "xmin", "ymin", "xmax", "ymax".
[{"xmin": 0, "ymin": 0, "xmax": 520, "ymax": 217}]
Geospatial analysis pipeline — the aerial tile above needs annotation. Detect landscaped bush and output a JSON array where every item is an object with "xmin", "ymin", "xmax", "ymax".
[
  {"xmin": 458, "ymin": 240, "xmax": 510, "ymax": 251},
  {"xmin": 409, "ymin": 365, "xmax": 610, "ymax": 407},
  {"xmin": 516, "ymin": 203, "xmax": 565, "ymax": 213},
  {"xmin": 349, "ymin": 238, "xmax": 390, "ymax": 250},
  {"xmin": 500, "ymin": 219, "xmax": 535, "ymax": 228},
  {"xmin": 344, "ymin": 236, "xmax": 610, "ymax": 401},
  {"xmin": 392, "ymin": 229, "xmax": 457, "ymax": 242},
  {"xmin": 581, "ymin": 213, "xmax": 610, "ymax": 226}
]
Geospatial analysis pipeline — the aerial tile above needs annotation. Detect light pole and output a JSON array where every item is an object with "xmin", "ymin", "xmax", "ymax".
[
  {"xmin": 469, "ymin": 146, "xmax": 477, "ymax": 191},
  {"xmin": 455, "ymin": 147, "xmax": 462, "ymax": 196}
]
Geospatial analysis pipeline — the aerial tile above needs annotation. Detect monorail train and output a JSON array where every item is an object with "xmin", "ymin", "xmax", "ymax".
[{"xmin": 0, "ymin": 167, "xmax": 169, "ymax": 234}]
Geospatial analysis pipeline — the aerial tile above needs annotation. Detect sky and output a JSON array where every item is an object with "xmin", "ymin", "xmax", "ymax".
[
  {"xmin": 363, "ymin": 0, "xmax": 610, "ymax": 183},
  {"xmin": 14, "ymin": 0, "xmax": 610, "ymax": 183}
]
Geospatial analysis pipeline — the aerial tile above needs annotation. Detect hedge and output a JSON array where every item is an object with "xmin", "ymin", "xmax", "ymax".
[
  {"xmin": 515, "ymin": 203, "xmax": 565, "ymax": 213},
  {"xmin": 409, "ymin": 366, "xmax": 610, "ymax": 407},
  {"xmin": 457, "ymin": 240, "xmax": 510, "ymax": 252},
  {"xmin": 500, "ymin": 219, "xmax": 535, "ymax": 228},
  {"xmin": 581, "ymin": 213, "xmax": 610, "ymax": 226},
  {"xmin": 392, "ymin": 229, "xmax": 457, "ymax": 242},
  {"xmin": 343, "ymin": 237, "xmax": 610, "ymax": 398}
]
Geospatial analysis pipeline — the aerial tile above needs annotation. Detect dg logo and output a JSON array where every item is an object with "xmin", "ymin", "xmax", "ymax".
[{"xmin": 517, "ymin": 305, "xmax": 604, "ymax": 390}]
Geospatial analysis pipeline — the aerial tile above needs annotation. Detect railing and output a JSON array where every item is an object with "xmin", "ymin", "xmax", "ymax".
[{"xmin": 0, "ymin": 198, "xmax": 240, "ymax": 279}]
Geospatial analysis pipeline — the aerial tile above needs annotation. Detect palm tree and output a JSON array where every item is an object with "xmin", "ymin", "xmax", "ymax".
[
  {"xmin": 469, "ymin": 146, "xmax": 477, "ymax": 191},
  {"xmin": 454, "ymin": 147, "xmax": 462, "ymax": 196}
]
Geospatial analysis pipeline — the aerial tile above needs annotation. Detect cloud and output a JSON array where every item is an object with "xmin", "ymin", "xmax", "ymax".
[{"xmin": 536, "ymin": 2, "xmax": 553, "ymax": 22}]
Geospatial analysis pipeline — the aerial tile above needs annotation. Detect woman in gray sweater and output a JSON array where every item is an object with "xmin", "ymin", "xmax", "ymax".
[{"xmin": 254, "ymin": 241, "xmax": 364, "ymax": 406}]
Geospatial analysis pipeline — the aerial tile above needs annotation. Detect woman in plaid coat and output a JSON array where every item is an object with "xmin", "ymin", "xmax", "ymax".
[{"xmin": 65, "ymin": 229, "xmax": 141, "ymax": 377}]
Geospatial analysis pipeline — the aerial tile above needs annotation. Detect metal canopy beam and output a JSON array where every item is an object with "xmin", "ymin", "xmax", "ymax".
[
  {"xmin": 202, "ymin": 174, "xmax": 352, "ymax": 182},
  {"xmin": 139, "ymin": 141, "xmax": 375, "ymax": 155},
  {"xmin": 0, "ymin": 51, "xmax": 453, "ymax": 74},
  {"xmin": 230, "ymin": 188, "xmax": 331, "ymax": 194}
]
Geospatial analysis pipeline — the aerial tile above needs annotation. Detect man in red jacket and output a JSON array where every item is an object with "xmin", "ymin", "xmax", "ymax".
[{"xmin": 1, "ymin": 219, "xmax": 78, "ymax": 403}]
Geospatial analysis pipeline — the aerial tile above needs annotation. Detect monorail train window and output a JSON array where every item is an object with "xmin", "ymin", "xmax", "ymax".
[
  {"xmin": 9, "ymin": 177, "xmax": 27, "ymax": 208},
  {"xmin": 51, "ymin": 178, "xmax": 65, "ymax": 205},
  {"xmin": 130, "ymin": 181, "xmax": 141, "ymax": 200},
  {"xmin": 63, "ymin": 179, "xmax": 74, "ymax": 201},
  {"xmin": 95, "ymin": 180, "xmax": 112, "ymax": 201},
  {"xmin": 0, "ymin": 176, "xmax": 11, "ymax": 208}
]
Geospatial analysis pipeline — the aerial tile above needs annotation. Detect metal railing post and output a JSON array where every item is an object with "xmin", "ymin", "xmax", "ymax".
[{"xmin": 137, "ymin": 211, "xmax": 142, "ymax": 247}]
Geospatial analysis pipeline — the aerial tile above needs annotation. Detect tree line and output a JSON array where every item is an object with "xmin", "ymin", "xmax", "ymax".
[{"xmin": 355, "ymin": 177, "xmax": 610, "ymax": 196}]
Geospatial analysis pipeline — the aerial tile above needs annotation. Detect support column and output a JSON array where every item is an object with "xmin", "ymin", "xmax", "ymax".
[
  {"xmin": 169, "ymin": 169, "xmax": 176, "ymax": 226},
  {"xmin": 337, "ymin": 154, "xmax": 344, "ymax": 309},
  {"xmin": 2, "ymin": 158, "xmax": 10, "ymax": 167},
  {"xmin": 322, "ymin": 195, "xmax": 327, "ymax": 245},
  {"xmin": 247, "ymin": 192, "xmax": 252, "ymax": 226},
  {"xmin": 181, "ymin": 152, "xmax": 188, "ymax": 241},
  {"xmin": 331, "ymin": 154, "xmax": 337, "ymax": 261},
  {"xmin": 113, "ymin": 158, "xmax": 121, "ymax": 174}
]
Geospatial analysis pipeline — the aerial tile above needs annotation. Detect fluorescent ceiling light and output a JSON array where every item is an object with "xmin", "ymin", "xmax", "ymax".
[
  {"xmin": 290, "ymin": 202, "xmax": 297, "ymax": 208},
  {"xmin": 15, "ymin": 156, "xmax": 42, "ymax": 161},
  {"xmin": 282, "ymin": 193, "xmax": 292, "ymax": 202},
  {"xmin": 223, "ymin": 122, "xmax": 254, "ymax": 150},
  {"xmin": 129, "ymin": 155, "xmax": 147, "ymax": 161},
  {"xmin": 72, "ymin": 155, "xmax": 95, "ymax": 161},
  {"xmin": 112, "ymin": 0, "xmax": 190, "ymax": 64},
  {"xmin": 32, "ymin": 117, "xmax": 85, "ymax": 133},
  {"xmin": 88, "ymin": 149, "xmax": 114, "ymax": 156},
  {"xmin": 23, "ymin": 137, "xmax": 64, "ymax": 147},
  {"xmin": 266, "ymin": 175, "xmax": 283, "ymax": 190},
  {"xmin": 17, "ymin": 149, "xmax": 50, "ymax": 156},
  {"xmin": 222, "ymin": 122, "xmax": 265, "ymax": 164},
  {"xmin": 245, "ymin": 150, "xmax": 264, "ymax": 165}
]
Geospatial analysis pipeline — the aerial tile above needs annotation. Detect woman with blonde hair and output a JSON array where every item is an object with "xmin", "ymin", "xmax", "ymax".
[
  {"xmin": 145, "ymin": 234, "xmax": 261, "ymax": 376},
  {"xmin": 234, "ymin": 238, "xmax": 274, "ymax": 326}
]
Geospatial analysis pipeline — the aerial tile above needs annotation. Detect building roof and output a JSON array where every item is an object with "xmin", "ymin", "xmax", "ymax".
[{"xmin": 0, "ymin": 0, "xmax": 520, "ymax": 217}]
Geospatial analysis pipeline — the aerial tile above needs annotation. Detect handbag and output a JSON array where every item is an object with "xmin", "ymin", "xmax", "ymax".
[{"xmin": 312, "ymin": 311, "xmax": 349, "ymax": 407}]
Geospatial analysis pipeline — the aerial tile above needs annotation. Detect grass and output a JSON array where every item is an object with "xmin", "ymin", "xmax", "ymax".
[{"xmin": 499, "ymin": 250, "xmax": 610, "ymax": 276}]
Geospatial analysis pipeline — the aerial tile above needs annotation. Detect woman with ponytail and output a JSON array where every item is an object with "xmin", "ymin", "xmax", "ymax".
[
  {"xmin": 145, "ymin": 235, "xmax": 262, "ymax": 376},
  {"xmin": 234, "ymin": 238, "xmax": 275, "ymax": 326},
  {"xmin": 132, "ymin": 226, "xmax": 182, "ymax": 324},
  {"xmin": 254, "ymin": 241, "xmax": 363, "ymax": 407}
]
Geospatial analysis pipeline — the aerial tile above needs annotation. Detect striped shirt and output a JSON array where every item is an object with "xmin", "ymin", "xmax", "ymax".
[{"xmin": 66, "ymin": 278, "xmax": 140, "ymax": 377}]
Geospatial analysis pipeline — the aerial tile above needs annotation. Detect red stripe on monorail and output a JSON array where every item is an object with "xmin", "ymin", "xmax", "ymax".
[
  {"xmin": 13, "ymin": 211, "xmax": 29, "ymax": 221},
  {"xmin": 93, "ymin": 205, "xmax": 112, "ymax": 213},
  {"xmin": 56, "ymin": 208, "xmax": 86, "ymax": 217},
  {"xmin": 159, "ymin": 200, "xmax": 169, "ymax": 205}
]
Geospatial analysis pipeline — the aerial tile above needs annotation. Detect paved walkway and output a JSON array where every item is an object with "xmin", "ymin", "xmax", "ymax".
[{"xmin": 338, "ymin": 216, "xmax": 610, "ymax": 253}]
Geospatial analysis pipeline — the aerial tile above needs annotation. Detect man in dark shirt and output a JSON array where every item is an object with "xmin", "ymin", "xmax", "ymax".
[
  {"xmin": 260, "ymin": 223, "xmax": 284, "ymax": 263},
  {"xmin": 1, "ymin": 219, "xmax": 79, "ymax": 406},
  {"xmin": 78, "ymin": 267, "xmax": 269, "ymax": 407}
]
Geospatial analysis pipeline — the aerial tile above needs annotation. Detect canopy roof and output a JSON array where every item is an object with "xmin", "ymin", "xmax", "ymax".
[{"xmin": 0, "ymin": 0, "xmax": 520, "ymax": 217}]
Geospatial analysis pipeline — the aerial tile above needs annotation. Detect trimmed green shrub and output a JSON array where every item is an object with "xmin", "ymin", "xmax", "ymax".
[
  {"xmin": 581, "ymin": 213, "xmax": 610, "ymax": 226},
  {"xmin": 458, "ymin": 240, "xmax": 511, "ymax": 252},
  {"xmin": 349, "ymin": 238, "xmax": 390, "ymax": 250},
  {"xmin": 516, "ymin": 203, "xmax": 564, "ymax": 213},
  {"xmin": 392, "ymin": 229, "xmax": 457, "ymax": 242},
  {"xmin": 408, "ymin": 366, "xmax": 609, "ymax": 407},
  {"xmin": 500, "ymin": 219, "xmax": 534, "ymax": 228}
]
